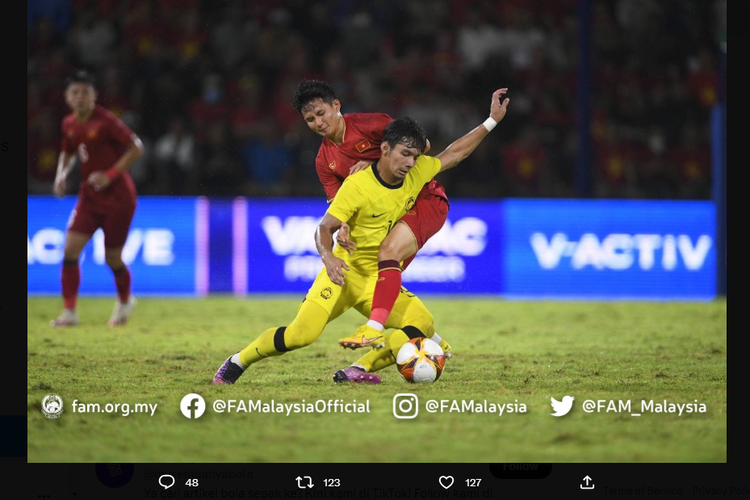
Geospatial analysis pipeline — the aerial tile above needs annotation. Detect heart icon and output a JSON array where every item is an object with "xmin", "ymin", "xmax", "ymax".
[{"xmin": 439, "ymin": 476, "xmax": 454, "ymax": 489}]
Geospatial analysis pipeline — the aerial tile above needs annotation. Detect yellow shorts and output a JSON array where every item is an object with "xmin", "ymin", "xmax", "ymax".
[{"xmin": 304, "ymin": 267, "xmax": 434, "ymax": 336}]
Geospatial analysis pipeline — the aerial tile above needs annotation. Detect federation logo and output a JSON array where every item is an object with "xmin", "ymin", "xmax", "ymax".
[
  {"xmin": 41, "ymin": 393, "xmax": 64, "ymax": 419},
  {"xmin": 328, "ymin": 161, "xmax": 336, "ymax": 171},
  {"xmin": 404, "ymin": 197, "xmax": 416, "ymax": 211},
  {"xmin": 320, "ymin": 287, "xmax": 333, "ymax": 299}
]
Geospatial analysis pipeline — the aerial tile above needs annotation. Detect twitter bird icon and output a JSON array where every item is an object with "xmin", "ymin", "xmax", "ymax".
[{"xmin": 551, "ymin": 396, "xmax": 575, "ymax": 417}]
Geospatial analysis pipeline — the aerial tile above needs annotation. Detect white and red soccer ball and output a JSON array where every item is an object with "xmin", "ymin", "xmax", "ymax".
[{"xmin": 396, "ymin": 337, "xmax": 445, "ymax": 383}]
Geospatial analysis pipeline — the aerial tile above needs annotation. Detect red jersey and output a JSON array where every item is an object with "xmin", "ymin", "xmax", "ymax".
[
  {"xmin": 314, "ymin": 112, "xmax": 447, "ymax": 203},
  {"xmin": 61, "ymin": 104, "xmax": 138, "ymax": 208}
]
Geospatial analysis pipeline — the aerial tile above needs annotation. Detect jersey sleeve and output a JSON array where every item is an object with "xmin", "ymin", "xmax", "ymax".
[
  {"xmin": 326, "ymin": 177, "xmax": 360, "ymax": 223},
  {"xmin": 315, "ymin": 152, "xmax": 342, "ymax": 202},
  {"xmin": 413, "ymin": 155, "xmax": 442, "ymax": 185},
  {"xmin": 104, "ymin": 110, "xmax": 138, "ymax": 147}
]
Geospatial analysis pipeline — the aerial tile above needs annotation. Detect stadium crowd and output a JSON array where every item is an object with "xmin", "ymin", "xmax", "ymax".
[{"xmin": 28, "ymin": 0, "xmax": 724, "ymax": 200}]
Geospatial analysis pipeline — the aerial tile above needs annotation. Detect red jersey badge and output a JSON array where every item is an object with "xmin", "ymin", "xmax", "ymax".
[{"xmin": 355, "ymin": 140, "xmax": 371, "ymax": 153}]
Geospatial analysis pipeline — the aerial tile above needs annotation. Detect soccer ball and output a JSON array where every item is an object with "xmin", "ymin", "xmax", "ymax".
[{"xmin": 396, "ymin": 337, "xmax": 445, "ymax": 383}]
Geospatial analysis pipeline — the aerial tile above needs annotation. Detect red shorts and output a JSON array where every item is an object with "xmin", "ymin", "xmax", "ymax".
[
  {"xmin": 67, "ymin": 199, "xmax": 136, "ymax": 248},
  {"xmin": 398, "ymin": 184, "xmax": 449, "ymax": 269}
]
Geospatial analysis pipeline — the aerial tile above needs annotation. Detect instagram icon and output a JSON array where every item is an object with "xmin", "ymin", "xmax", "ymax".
[{"xmin": 393, "ymin": 394, "xmax": 419, "ymax": 419}]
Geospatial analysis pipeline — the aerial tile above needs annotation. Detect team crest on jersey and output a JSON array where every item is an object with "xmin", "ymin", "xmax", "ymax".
[
  {"xmin": 320, "ymin": 287, "xmax": 333, "ymax": 299},
  {"xmin": 328, "ymin": 161, "xmax": 336, "ymax": 171},
  {"xmin": 404, "ymin": 196, "xmax": 416, "ymax": 211},
  {"xmin": 355, "ymin": 140, "xmax": 370, "ymax": 153},
  {"xmin": 87, "ymin": 128, "xmax": 98, "ymax": 139}
]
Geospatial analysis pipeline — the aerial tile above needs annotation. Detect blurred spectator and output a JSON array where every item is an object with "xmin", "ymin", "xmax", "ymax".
[
  {"xmin": 197, "ymin": 121, "xmax": 243, "ymax": 196},
  {"xmin": 500, "ymin": 125, "xmax": 551, "ymax": 197},
  {"xmin": 240, "ymin": 118, "xmax": 294, "ymax": 196},
  {"xmin": 209, "ymin": 1, "xmax": 257, "ymax": 71},
  {"xmin": 456, "ymin": 5, "xmax": 503, "ymax": 73},
  {"xmin": 96, "ymin": 65, "xmax": 134, "ymax": 118},
  {"xmin": 122, "ymin": 0, "xmax": 168, "ymax": 62},
  {"xmin": 28, "ymin": 110, "xmax": 61, "ymax": 194},
  {"xmin": 500, "ymin": 5, "xmax": 547, "ymax": 71},
  {"xmin": 67, "ymin": 5, "xmax": 116, "ymax": 68},
  {"xmin": 190, "ymin": 73, "xmax": 230, "ymax": 144},
  {"xmin": 593, "ymin": 122, "xmax": 639, "ymax": 199},
  {"xmin": 638, "ymin": 125, "xmax": 678, "ymax": 199},
  {"xmin": 339, "ymin": 7, "xmax": 382, "ymax": 71},
  {"xmin": 668, "ymin": 122, "xmax": 711, "ymax": 200},
  {"xmin": 687, "ymin": 46, "xmax": 720, "ymax": 109},
  {"xmin": 26, "ymin": 0, "xmax": 721, "ymax": 200},
  {"xmin": 152, "ymin": 116, "xmax": 196, "ymax": 194},
  {"xmin": 170, "ymin": 4, "xmax": 208, "ymax": 67}
]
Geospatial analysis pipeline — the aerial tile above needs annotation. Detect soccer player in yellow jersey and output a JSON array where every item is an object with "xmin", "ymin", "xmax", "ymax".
[{"xmin": 213, "ymin": 88, "xmax": 510, "ymax": 384}]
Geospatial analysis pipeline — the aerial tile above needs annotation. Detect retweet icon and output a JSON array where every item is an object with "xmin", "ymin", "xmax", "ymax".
[{"xmin": 551, "ymin": 396, "xmax": 574, "ymax": 417}]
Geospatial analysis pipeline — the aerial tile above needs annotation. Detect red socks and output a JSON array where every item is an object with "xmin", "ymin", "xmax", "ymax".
[
  {"xmin": 61, "ymin": 260, "xmax": 80, "ymax": 310},
  {"xmin": 370, "ymin": 259, "xmax": 402, "ymax": 326},
  {"xmin": 113, "ymin": 266, "xmax": 131, "ymax": 303}
]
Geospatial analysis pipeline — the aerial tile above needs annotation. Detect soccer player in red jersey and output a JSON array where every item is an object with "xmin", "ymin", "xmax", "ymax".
[
  {"xmin": 50, "ymin": 70, "xmax": 144, "ymax": 327},
  {"xmin": 291, "ymin": 80, "xmax": 453, "ymax": 357}
]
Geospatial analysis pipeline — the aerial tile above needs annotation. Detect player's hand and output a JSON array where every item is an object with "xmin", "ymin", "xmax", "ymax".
[
  {"xmin": 348, "ymin": 161, "xmax": 370, "ymax": 175},
  {"xmin": 86, "ymin": 171, "xmax": 112, "ymax": 192},
  {"xmin": 335, "ymin": 222, "xmax": 357, "ymax": 255},
  {"xmin": 489, "ymin": 88, "xmax": 510, "ymax": 123},
  {"xmin": 53, "ymin": 177, "xmax": 67, "ymax": 198},
  {"xmin": 322, "ymin": 254, "xmax": 349, "ymax": 287}
]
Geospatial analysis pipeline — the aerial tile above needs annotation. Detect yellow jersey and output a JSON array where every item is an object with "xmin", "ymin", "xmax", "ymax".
[{"xmin": 326, "ymin": 155, "xmax": 441, "ymax": 276}]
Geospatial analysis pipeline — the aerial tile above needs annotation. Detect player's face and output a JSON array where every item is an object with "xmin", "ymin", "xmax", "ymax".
[
  {"xmin": 383, "ymin": 142, "xmax": 421, "ymax": 181},
  {"xmin": 300, "ymin": 98, "xmax": 342, "ymax": 138},
  {"xmin": 65, "ymin": 83, "xmax": 96, "ymax": 115}
]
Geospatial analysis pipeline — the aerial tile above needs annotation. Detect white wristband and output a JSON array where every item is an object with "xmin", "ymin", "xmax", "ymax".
[{"xmin": 483, "ymin": 117, "xmax": 497, "ymax": 132}]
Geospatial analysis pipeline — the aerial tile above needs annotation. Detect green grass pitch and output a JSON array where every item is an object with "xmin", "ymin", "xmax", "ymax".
[{"xmin": 27, "ymin": 296, "xmax": 726, "ymax": 463}]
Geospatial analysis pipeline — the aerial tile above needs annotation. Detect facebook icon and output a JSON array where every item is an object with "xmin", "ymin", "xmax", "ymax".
[{"xmin": 180, "ymin": 393, "xmax": 206, "ymax": 419}]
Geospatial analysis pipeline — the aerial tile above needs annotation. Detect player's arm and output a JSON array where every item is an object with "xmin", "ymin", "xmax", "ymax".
[
  {"xmin": 436, "ymin": 88, "xmax": 509, "ymax": 172},
  {"xmin": 87, "ymin": 136, "xmax": 144, "ymax": 191},
  {"xmin": 315, "ymin": 212, "xmax": 350, "ymax": 286},
  {"xmin": 53, "ymin": 150, "xmax": 77, "ymax": 198}
]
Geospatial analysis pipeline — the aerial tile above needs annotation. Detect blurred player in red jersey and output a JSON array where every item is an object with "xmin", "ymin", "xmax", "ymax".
[
  {"xmin": 50, "ymin": 70, "xmax": 144, "ymax": 327},
  {"xmin": 291, "ymin": 80, "xmax": 453, "ymax": 358}
]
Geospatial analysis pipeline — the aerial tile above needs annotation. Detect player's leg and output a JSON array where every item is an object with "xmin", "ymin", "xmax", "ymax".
[
  {"xmin": 51, "ymin": 204, "xmax": 98, "ymax": 326},
  {"xmin": 346, "ymin": 287, "xmax": 435, "ymax": 374},
  {"xmin": 337, "ymin": 221, "xmax": 414, "ymax": 349},
  {"xmin": 103, "ymin": 204, "xmax": 136, "ymax": 327},
  {"xmin": 342, "ymin": 190, "xmax": 453, "ymax": 357},
  {"xmin": 214, "ymin": 299, "xmax": 332, "ymax": 385},
  {"xmin": 214, "ymin": 268, "xmax": 375, "ymax": 384}
]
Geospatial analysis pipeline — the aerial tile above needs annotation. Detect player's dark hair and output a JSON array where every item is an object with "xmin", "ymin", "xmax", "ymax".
[
  {"xmin": 65, "ymin": 69, "xmax": 96, "ymax": 89},
  {"xmin": 382, "ymin": 117, "xmax": 427, "ymax": 153},
  {"xmin": 292, "ymin": 79, "xmax": 337, "ymax": 113}
]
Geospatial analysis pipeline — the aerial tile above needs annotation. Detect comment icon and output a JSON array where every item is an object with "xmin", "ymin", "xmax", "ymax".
[{"xmin": 159, "ymin": 474, "xmax": 175, "ymax": 490}]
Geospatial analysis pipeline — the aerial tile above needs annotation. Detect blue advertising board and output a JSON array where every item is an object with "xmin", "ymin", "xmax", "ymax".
[
  {"xmin": 239, "ymin": 198, "xmax": 504, "ymax": 295},
  {"xmin": 501, "ymin": 199, "xmax": 716, "ymax": 299},
  {"xmin": 27, "ymin": 196, "xmax": 718, "ymax": 299},
  {"xmin": 27, "ymin": 196, "xmax": 206, "ymax": 296}
]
